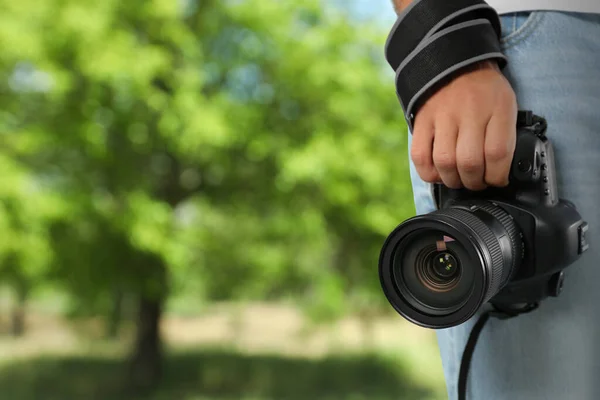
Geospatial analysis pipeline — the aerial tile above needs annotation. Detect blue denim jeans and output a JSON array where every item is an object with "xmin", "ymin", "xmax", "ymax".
[{"xmin": 407, "ymin": 11, "xmax": 600, "ymax": 400}]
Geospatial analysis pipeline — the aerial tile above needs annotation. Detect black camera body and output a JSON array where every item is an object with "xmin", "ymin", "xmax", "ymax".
[
  {"xmin": 434, "ymin": 118, "xmax": 588, "ymax": 307},
  {"xmin": 379, "ymin": 112, "xmax": 589, "ymax": 328}
]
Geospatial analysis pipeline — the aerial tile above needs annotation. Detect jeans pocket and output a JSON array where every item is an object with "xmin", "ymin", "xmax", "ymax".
[{"xmin": 499, "ymin": 12, "xmax": 542, "ymax": 46}]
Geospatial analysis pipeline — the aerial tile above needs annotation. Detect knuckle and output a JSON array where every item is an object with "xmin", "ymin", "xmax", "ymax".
[
  {"xmin": 412, "ymin": 113, "xmax": 433, "ymax": 135},
  {"xmin": 500, "ymin": 85, "xmax": 517, "ymax": 104},
  {"xmin": 434, "ymin": 151, "xmax": 456, "ymax": 170},
  {"xmin": 461, "ymin": 85, "xmax": 488, "ymax": 108},
  {"xmin": 413, "ymin": 111, "xmax": 430, "ymax": 129},
  {"xmin": 420, "ymin": 170, "xmax": 439, "ymax": 183},
  {"xmin": 485, "ymin": 143, "xmax": 509, "ymax": 162},
  {"xmin": 457, "ymin": 155, "xmax": 483, "ymax": 173},
  {"xmin": 410, "ymin": 147, "xmax": 429, "ymax": 166}
]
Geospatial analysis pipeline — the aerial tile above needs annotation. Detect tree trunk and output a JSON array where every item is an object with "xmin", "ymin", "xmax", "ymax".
[
  {"xmin": 127, "ymin": 253, "xmax": 169, "ymax": 393},
  {"xmin": 106, "ymin": 289, "xmax": 124, "ymax": 339},
  {"xmin": 128, "ymin": 294, "xmax": 164, "ymax": 392},
  {"xmin": 11, "ymin": 287, "xmax": 27, "ymax": 337}
]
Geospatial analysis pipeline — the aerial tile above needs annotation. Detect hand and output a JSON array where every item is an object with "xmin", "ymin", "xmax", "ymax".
[{"xmin": 410, "ymin": 60, "xmax": 518, "ymax": 191}]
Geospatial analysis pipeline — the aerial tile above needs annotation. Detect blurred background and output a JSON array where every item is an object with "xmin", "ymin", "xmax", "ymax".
[{"xmin": 0, "ymin": 0, "xmax": 446, "ymax": 399}]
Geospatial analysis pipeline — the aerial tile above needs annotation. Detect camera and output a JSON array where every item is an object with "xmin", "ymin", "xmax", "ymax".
[{"xmin": 379, "ymin": 112, "xmax": 589, "ymax": 329}]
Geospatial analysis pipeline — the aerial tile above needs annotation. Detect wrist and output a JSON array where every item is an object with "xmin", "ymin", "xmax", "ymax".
[
  {"xmin": 461, "ymin": 59, "xmax": 502, "ymax": 75},
  {"xmin": 478, "ymin": 60, "xmax": 501, "ymax": 71}
]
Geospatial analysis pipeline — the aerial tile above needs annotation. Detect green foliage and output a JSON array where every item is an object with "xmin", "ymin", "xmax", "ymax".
[
  {"xmin": 0, "ymin": 154, "xmax": 61, "ymax": 299},
  {"xmin": 0, "ymin": 0, "xmax": 413, "ymax": 324}
]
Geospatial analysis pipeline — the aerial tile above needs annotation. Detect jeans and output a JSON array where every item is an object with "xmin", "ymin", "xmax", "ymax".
[{"xmin": 407, "ymin": 11, "xmax": 600, "ymax": 400}]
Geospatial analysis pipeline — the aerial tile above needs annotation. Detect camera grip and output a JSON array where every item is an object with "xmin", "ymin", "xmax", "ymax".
[{"xmin": 511, "ymin": 129, "xmax": 558, "ymax": 206}]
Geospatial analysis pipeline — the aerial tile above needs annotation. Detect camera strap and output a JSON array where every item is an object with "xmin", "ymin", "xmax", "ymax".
[
  {"xmin": 385, "ymin": 0, "xmax": 506, "ymax": 131},
  {"xmin": 457, "ymin": 303, "xmax": 539, "ymax": 400}
]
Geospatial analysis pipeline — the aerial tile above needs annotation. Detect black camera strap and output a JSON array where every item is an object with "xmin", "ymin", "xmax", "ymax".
[
  {"xmin": 457, "ymin": 302, "xmax": 539, "ymax": 400},
  {"xmin": 385, "ymin": 0, "xmax": 502, "ymax": 71},
  {"xmin": 386, "ymin": 0, "xmax": 506, "ymax": 131}
]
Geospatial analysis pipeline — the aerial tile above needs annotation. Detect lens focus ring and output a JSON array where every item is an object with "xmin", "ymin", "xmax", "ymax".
[
  {"xmin": 475, "ymin": 202, "xmax": 521, "ymax": 285},
  {"xmin": 432, "ymin": 206, "xmax": 507, "ymax": 304}
]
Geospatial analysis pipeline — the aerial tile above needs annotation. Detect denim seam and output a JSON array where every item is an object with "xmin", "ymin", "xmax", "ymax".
[
  {"xmin": 500, "ymin": 12, "xmax": 538, "ymax": 43},
  {"xmin": 500, "ymin": 12, "xmax": 546, "ymax": 50}
]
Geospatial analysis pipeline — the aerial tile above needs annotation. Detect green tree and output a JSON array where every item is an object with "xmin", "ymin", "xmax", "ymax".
[
  {"xmin": 0, "ymin": 0, "xmax": 413, "ymax": 390},
  {"xmin": 0, "ymin": 154, "xmax": 60, "ymax": 336}
]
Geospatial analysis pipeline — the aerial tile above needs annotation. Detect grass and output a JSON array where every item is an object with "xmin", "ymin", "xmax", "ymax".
[
  {"xmin": 0, "ymin": 348, "xmax": 443, "ymax": 400},
  {"xmin": 0, "ymin": 296, "xmax": 446, "ymax": 400}
]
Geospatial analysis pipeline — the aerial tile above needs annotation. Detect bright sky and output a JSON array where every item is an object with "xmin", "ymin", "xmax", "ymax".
[
  {"xmin": 330, "ymin": 0, "xmax": 396, "ymax": 25},
  {"xmin": 352, "ymin": 0, "xmax": 397, "ymax": 24}
]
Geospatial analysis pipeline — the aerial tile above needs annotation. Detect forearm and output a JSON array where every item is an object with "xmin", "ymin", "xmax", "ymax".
[{"xmin": 391, "ymin": 0, "xmax": 413, "ymax": 13}]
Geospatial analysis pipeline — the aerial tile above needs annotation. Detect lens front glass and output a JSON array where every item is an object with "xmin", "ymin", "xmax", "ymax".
[
  {"xmin": 431, "ymin": 252, "xmax": 459, "ymax": 280},
  {"xmin": 392, "ymin": 229, "xmax": 476, "ymax": 315},
  {"xmin": 419, "ymin": 251, "xmax": 460, "ymax": 291}
]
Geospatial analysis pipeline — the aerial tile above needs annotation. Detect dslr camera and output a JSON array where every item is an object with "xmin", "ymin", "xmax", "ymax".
[{"xmin": 379, "ymin": 112, "xmax": 589, "ymax": 328}]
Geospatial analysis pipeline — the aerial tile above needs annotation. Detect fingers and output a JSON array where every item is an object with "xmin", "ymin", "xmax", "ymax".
[
  {"xmin": 456, "ymin": 118, "xmax": 488, "ymax": 191},
  {"xmin": 411, "ymin": 110, "xmax": 515, "ymax": 190},
  {"xmin": 432, "ymin": 118, "xmax": 461, "ymax": 189},
  {"xmin": 484, "ymin": 107, "xmax": 517, "ymax": 187},
  {"xmin": 411, "ymin": 116, "xmax": 440, "ymax": 183},
  {"xmin": 406, "ymin": 61, "xmax": 517, "ymax": 190}
]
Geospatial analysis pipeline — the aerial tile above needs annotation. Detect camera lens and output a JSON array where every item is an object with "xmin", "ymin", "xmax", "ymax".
[
  {"xmin": 379, "ymin": 201, "xmax": 522, "ymax": 328},
  {"xmin": 430, "ymin": 252, "xmax": 459, "ymax": 280},
  {"xmin": 416, "ymin": 250, "xmax": 461, "ymax": 293},
  {"xmin": 392, "ymin": 229, "xmax": 475, "ymax": 315}
]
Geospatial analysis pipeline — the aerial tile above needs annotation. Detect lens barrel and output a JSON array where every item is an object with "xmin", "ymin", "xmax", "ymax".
[{"xmin": 379, "ymin": 201, "xmax": 522, "ymax": 328}]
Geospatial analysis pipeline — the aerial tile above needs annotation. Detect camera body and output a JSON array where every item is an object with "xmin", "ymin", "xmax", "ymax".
[
  {"xmin": 433, "ymin": 120, "xmax": 588, "ymax": 309},
  {"xmin": 378, "ymin": 112, "xmax": 589, "ymax": 328}
]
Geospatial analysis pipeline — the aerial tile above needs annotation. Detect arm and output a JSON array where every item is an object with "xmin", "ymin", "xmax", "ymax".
[
  {"xmin": 389, "ymin": 0, "xmax": 517, "ymax": 191},
  {"xmin": 391, "ymin": 0, "xmax": 411, "ymax": 13}
]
